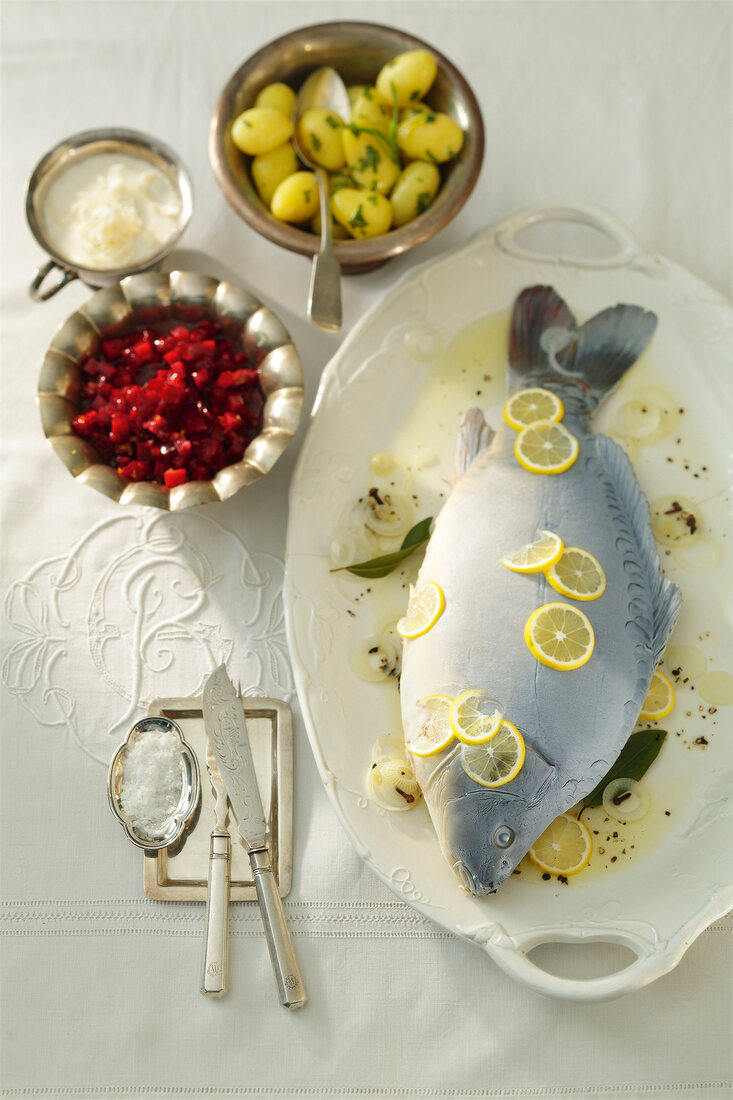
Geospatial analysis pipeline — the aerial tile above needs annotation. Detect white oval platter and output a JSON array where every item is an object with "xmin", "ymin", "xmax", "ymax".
[{"xmin": 284, "ymin": 204, "xmax": 733, "ymax": 1001}]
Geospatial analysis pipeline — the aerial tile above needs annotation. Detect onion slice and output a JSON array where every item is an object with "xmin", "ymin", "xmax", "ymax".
[{"xmin": 602, "ymin": 777, "xmax": 651, "ymax": 822}]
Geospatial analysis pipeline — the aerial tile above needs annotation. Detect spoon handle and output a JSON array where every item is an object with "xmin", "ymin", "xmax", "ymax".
[{"xmin": 308, "ymin": 168, "xmax": 342, "ymax": 332}]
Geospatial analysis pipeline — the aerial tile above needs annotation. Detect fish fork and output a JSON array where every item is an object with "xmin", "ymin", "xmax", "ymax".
[{"xmin": 200, "ymin": 740, "xmax": 231, "ymax": 996}]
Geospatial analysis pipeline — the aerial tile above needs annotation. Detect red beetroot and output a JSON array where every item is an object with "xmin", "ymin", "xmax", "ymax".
[{"xmin": 71, "ymin": 319, "xmax": 265, "ymax": 487}]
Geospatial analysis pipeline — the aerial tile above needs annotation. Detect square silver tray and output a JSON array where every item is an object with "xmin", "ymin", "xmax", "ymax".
[{"xmin": 143, "ymin": 695, "xmax": 292, "ymax": 901}]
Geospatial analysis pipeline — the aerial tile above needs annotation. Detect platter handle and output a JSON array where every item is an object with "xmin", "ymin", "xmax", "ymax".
[
  {"xmin": 488, "ymin": 926, "xmax": 668, "ymax": 1003},
  {"xmin": 490, "ymin": 204, "xmax": 648, "ymax": 270}
]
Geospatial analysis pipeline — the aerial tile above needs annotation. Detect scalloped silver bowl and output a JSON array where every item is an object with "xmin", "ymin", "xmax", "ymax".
[
  {"xmin": 37, "ymin": 270, "xmax": 304, "ymax": 510},
  {"xmin": 107, "ymin": 715, "xmax": 200, "ymax": 851}
]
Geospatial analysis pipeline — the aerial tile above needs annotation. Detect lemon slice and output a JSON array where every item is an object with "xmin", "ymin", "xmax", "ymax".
[
  {"xmin": 408, "ymin": 694, "xmax": 455, "ymax": 757},
  {"xmin": 546, "ymin": 547, "xmax": 606, "ymax": 601},
  {"xmin": 639, "ymin": 669, "xmax": 675, "ymax": 720},
  {"xmin": 503, "ymin": 387, "xmax": 565, "ymax": 430},
  {"xmin": 448, "ymin": 689, "xmax": 503, "ymax": 745},
  {"xmin": 500, "ymin": 529, "xmax": 564, "ymax": 574},
  {"xmin": 461, "ymin": 720, "xmax": 525, "ymax": 787},
  {"xmin": 524, "ymin": 602, "xmax": 595, "ymax": 670},
  {"xmin": 528, "ymin": 813, "xmax": 592, "ymax": 876},
  {"xmin": 514, "ymin": 420, "xmax": 579, "ymax": 475},
  {"xmin": 396, "ymin": 581, "xmax": 445, "ymax": 640}
]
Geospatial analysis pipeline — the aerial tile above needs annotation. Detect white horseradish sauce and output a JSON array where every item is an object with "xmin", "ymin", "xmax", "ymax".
[{"xmin": 39, "ymin": 152, "xmax": 182, "ymax": 270}]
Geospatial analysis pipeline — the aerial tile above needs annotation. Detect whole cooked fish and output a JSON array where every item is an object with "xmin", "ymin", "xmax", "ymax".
[{"xmin": 400, "ymin": 285, "xmax": 681, "ymax": 895}]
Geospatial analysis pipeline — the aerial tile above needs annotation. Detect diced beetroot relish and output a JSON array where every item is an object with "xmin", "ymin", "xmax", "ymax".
[{"xmin": 71, "ymin": 319, "xmax": 265, "ymax": 487}]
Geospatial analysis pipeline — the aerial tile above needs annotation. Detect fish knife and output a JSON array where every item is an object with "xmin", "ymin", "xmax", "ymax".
[
  {"xmin": 200, "ymin": 741, "xmax": 231, "ymax": 997},
  {"xmin": 202, "ymin": 665, "xmax": 306, "ymax": 1009}
]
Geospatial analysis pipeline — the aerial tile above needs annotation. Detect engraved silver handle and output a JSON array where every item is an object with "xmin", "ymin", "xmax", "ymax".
[
  {"xmin": 200, "ymin": 830, "xmax": 230, "ymax": 997},
  {"xmin": 308, "ymin": 167, "xmax": 342, "ymax": 332},
  {"xmin": 249, "ymin": 848, "xmax": 306, "ymax": 1009}
]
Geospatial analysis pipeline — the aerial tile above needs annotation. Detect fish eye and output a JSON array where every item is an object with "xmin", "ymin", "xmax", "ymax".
[{"xmin": 493, "ymin": 826, "xmax": 514, "ymax": 849}]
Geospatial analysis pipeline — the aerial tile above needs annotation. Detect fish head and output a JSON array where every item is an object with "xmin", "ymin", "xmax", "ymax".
[{"xmin": 438, "ymin": 745, "xmax": 557, "ymax": 895}]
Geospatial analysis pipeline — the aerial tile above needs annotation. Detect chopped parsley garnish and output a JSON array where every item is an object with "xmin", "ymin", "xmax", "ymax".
[
  {"xmin": 325, "ymin": 113, "xmax": 341, "ymax": 129},
  {"xmin": 357, "ymin": 144, "xmax": 381, "ymax": 174},
  {"xmin": 309, "ymin": 132, "xmax": 322, "ymax": 151},
  {"xmin": 367, "ymin": 193, "xmax": 378, "ymax": 205},
  {"xmin": 303, "ymin": 189, "xmax": 312, "ymax": 202},
  {"xmin": 416, "ymin": 191, "xmax": 432, "ymax": 214},
  {"xmin": 349, "ymin": 204, "xmax": 368, "ymax": 229}
]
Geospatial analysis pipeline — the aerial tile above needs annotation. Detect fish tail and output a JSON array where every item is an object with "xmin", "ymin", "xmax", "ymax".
[{"xmin": 508, "ymin": 285, "xmax": 658, "ymax": 413}]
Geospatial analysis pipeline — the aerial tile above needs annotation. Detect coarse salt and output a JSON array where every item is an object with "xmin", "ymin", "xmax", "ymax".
[{"xmin": 119, "ymin": 726, "xmax": 183, "ymax": 836}]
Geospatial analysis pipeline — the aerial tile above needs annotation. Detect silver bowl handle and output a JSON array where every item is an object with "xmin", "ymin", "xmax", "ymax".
[{"xmin": 30, "ymin": 259, "xmax": 78, "ymax": 301}]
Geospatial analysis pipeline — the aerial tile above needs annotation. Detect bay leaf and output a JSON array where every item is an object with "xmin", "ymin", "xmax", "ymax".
[
  {"xmin": 331, "ymin": 516, "xmax": 433, "ymax": 580},
  {"xmin": 583, "ymin": 728, "xmax": 667, "ymax": 808}
]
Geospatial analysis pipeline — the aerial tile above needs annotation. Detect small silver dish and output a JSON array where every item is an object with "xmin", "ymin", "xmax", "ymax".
[
  {"xmin": 108, "ymin": 716, "xmax": 200, "ymax": 851},
  {"xmin": 25, "ymin": 127, "xmax": 193, "ymax": 301},
  {"xmin": 37, "ymin": 269, "xmax": 304, "ymax": 510}
]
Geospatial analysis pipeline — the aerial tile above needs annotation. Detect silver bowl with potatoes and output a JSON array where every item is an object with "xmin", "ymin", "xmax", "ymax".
[{"xmin": 209, "ymin": 21, "xmax": 484, "ymax": 272}]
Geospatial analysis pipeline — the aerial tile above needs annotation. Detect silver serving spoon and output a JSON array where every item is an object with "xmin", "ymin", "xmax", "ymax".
[{"xmin": 292, "ymin": 67, "xmax": 351, "ymax": 332}]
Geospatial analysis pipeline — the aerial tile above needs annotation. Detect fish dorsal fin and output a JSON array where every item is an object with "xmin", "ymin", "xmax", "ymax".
[
  {"xmin": 596, "ymin": 433, "xmax": 682, "ymax": 665},
  {"xmin": 454, "ymin": 407, "xmax": 495, "ymax": 479}
]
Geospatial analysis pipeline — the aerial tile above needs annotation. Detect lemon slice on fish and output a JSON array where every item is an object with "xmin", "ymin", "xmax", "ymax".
[
  {"xmin": 503, "ymin": 387, "xmax": 565, "ymax": 430},
  {"xmin": 639, "ymin": 669, "xmax": 675, "ymax": 720},
  {"xmin": 500, "ymin": 529, "xmax": 564, "ymax": 574},
  {"xmin": 407, "ymin": 694, "xmax": 456, "ymax": 757},
  {"xmin": 524, "ymin": 602, "xmax": 595, "ymax": 670},
  {"xmin": 546, "ymin": 547, "xmax": 606, "ymax": 601},
  {"xmin": 514, "ymin": 420, "xmax": 579, "ymax": 475},
  {"xmin": 449, "ymin": 689, "xmax": 503, "ymax": 744},
  {"xmin": 396, "ymin": 581, "xmax": 445, "ymax": 640},
  {"xmin": 461, "ymin": 721, "xmax": 525, "ymax": 787},
  {"xmin": 528, "ymin": 813, "xmax": 592, "ymax": 876}
]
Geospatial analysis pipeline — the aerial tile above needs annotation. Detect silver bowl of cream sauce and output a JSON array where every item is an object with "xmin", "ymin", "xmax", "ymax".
[{"xmin": 25, "ymin": 128, "xmax": 193, "ymax": 301}]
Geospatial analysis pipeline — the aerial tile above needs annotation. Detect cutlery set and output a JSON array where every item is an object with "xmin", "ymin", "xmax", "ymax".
[{"xmin": 109, "ymin": 666, "xmax": 305, "ymax": 1009}]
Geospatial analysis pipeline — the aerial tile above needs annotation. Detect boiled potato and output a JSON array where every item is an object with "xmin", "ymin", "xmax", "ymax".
[
  {"xmin": 329, "ymin": 169, "xmax": 356, "ymax": 193},
  {"xmin": 350, "ymin": 86, "xmax": 392, "ymax": 127},
  {"xmin": 375, "ymin": 50, "xmax": 437, "ymax": 108},
  {"xmin": 295, "ymin": 108, "xmax": 346, "ymax": 171},
  {"xmin": 331, "ymin": 189, "xmax": 392, "ymax": 238},
  {"xmin": 311, "ymin": 207, "xmax": 349, "ymax": 239},
  {"xmin": 271, "ymin": 171, "xmax": 320, "ymax": 223},
  {"xmin": 342, "ymin": 123, "xmax": 399, "ymax": 194},
  {"xmin": 347, "ymin": 84, "xmax": 368, "ymax": 109},
  {"xmin": 390, "ymin": 161, "xmax": 441, "ymax": 227},
  {"xmin": 398, "ymin": 101, "xmax": 432, "ymax": 124},
  {"xmin": 231, "ymin": 107, "xmax": 293, "ymax": 156},
  {"xmin": 254, "ymin": 82, "xmax": 296, "ymax": 118},
  {"xmin": 251, "ymin": 142, "xmax": 299, "ymax": 206},
  {"xmin": 396, "ymin": 111, "xmax": 464, "ymax": 163}
]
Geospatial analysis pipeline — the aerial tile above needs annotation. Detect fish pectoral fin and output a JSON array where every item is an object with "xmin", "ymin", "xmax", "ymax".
[
  {"xmin": 596, "ymin": 432, "xmax": 682, "ymax": 667},
  {"xmin": 454, "ymin": 407, "xmax": 495, "ymax": 480}
]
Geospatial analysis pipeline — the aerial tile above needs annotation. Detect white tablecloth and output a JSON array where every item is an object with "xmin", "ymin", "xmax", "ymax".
[{"xmin": 1, "ymin": 2, "xmax": 731, "ymax": 1097}]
